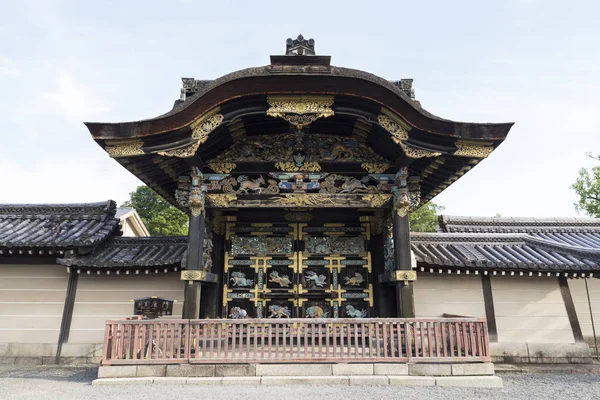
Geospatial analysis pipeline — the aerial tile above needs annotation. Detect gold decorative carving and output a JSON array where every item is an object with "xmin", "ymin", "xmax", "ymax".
[
  {"xmin": 206, "ymin": 193, "xmax": 237, "ymax": 208},
  {"xmin": 361, "ymin": 194, "xmax": 392, "ymax": 208},
  {"xmin": 393, "ymin": 190, "xmax": 410, "ymax": 217},
  {"xmin": 266, "ymin": 96, "xmax": 334, "ymax": 128},
  {"xmin": 274, "ymin": 161, "xmax": 321, "ymax": 172},
  {"xmin": 208, "ymin": 162, "xmax": 236, "ymax": 174},
  {"xmin": 272, "ymin": 194, "xmax": 335, "ymax": 207},
  {"xmin": 180, "ymin": 270, "xmax": 217, "ymax": 282},
  {"xmin": 160, "ymin": 111, "xmax": 223, "ymax": 158},
  {"xmin": 158, "ymin": 142, "xmax": 200, "ymax": 158},
  {"xmin": 391, "ymin": 270, "xmax": 417, "ymax": 282},
  {"xmin": 361, "ymin": 163, "xmax": 390, "ymax": 174},
  {"xmin": 105, "ymin": 140, "xmax": 144, "ymax": 158},
  {"xmin": 189, "ymin": 188, "xmax": 205, "ymax": 217},
  {"xmin": 399, "ymin": 142, "xmax": 442, "ymax": 159},
  {"xmin": 378, "ymin": 114, "xmax": 408, "ymax": 143},
  {"xmin": 209, "ymin": 133, "xmax": 389, "ymax": 167},
  {"xmin": 191, "ymin": 113, "xmax": 224, "ymax": 142},
  {"xmin": 454, "ymin": 140, "xmax": 494, "ymax": 158},
  {"xmin": 284, "ymin": 212, "xmax": 313, "ymax": 222}
]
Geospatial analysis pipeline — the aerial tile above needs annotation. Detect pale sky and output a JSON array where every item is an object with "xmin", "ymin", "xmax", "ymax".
[{"xmin": 1, "ymin": 0, "xmax": 598, "ymax": 217}]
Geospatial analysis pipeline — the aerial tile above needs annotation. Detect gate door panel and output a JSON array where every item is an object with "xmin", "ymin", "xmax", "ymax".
[{"xmin": 223, "ymin": 220, "xmax": 373, "ymax": 319}]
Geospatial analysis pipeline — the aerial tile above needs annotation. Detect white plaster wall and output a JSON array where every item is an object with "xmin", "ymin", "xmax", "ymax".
[
  {"xmin": 492, "ymin": 276, "xmax": 573, "ymax": 343},
  {"xmin": 569, "ymin": 278, "xmax": 600, "ymax": 344},
  {"xmin": 0, "ymin": 264, "xmax": 68, "ymax": 343},
  {"xmin": 69, "ymin": 273, "xmax": 184, "ymax": 343},
  {"xmin": 413, "ymin": 273, "xmax": 485, "ymax": 318}
]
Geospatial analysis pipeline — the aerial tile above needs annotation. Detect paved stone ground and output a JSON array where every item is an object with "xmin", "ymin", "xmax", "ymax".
[{"xmin": 1, "ymin": 365, "xmax": 600, "ymax": 400}]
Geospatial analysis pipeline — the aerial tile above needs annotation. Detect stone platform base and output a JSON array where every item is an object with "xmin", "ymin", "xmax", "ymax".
[
  {"xmin": 98, "ymin": 363, "xmax": 495, "ymax": 379},
  {"xmin": 92, "ymin": 375, "xmax": 503, "ymax": 388}
]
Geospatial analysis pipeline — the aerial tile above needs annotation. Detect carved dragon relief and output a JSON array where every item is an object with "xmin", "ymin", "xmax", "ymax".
[{"xmin": 206, "ymin": 133, "xmax": 390, "ymax": 173}]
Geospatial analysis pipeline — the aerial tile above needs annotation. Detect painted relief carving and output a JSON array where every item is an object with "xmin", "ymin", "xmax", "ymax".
[
  {"xmin": 159, "ymin": 112, "xmax": 223, "ymax": 158},
  {"xmin": 268, "ymin": 270, "xmax": 292, "ymax": 287},
  {"xmin": 343, "ymin": 272, "xmax": 365, "ymax": 287},
  {"xmin": 228, "ymin": 307, "xmax": 248, "ymax": 319},
  {"xmin": 345, "ymin": 305, "xmax": 368, "ymax": 318},
  {"xmin": 305, "ymin": 271, "xmax": 327, "ymax": 288},
  {"xmin": 305, "ymin": 305, "xmax": 328, "ymax": 318},
  {"xmin": 304, "ymin": 236, "xmax": 365, "ymax": 255},
  {"xmin": 230, "ymin": 271, "xmax": 254, "ymax": 287},
  {"xmin": 207, "ymin": 134, "xmax": 389, "ymax": 168},
  {"xmin": 231, "ymin": 236, "xmax": 293, "ymax": 255},
  {"xmin": 268, "ymin": 305, "xmax": 291, "ymax": 318}
]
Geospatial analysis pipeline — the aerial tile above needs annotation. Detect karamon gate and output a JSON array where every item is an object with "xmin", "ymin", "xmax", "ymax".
[{"xmin": 85, "ymin": 35, "xmax": 513, "ymax": 323}]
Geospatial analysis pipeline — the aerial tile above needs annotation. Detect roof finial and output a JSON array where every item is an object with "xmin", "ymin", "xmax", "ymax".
[{"xmin": 285, "ymin": 34, "xmax": 315, "ymax": 56}]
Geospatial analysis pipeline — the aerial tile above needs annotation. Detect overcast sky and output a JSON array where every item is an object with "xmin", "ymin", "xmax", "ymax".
[{"xmin": 1, "ymin": 0, "xmax": 598, "ymax": 217}]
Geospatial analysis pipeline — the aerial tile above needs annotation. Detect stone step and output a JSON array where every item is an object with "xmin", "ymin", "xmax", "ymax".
[{"xmin": 92, "ymin": 375, "xmax": 503, "ymax": 388}]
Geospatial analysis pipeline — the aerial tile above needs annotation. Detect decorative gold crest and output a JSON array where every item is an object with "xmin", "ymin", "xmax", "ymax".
[
  {"xmin": 378, "ymin": 114, "xmax": 409, "ymax": 143},
  {"xmin": 361, "ymin": 194, "xmax": 392, "ymax": 208},
  {"xmin": 266, "ymin": 96, "xmax": 334, "ymax": 128},
  {"xmin": 206, "ymin": 193, "xmax": 238, "ymax": 208}
]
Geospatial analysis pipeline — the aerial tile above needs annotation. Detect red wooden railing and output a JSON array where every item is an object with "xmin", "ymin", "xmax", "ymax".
[{"xmin": 101, "ymin": 318, "xmax": 490, "ymax": 365}]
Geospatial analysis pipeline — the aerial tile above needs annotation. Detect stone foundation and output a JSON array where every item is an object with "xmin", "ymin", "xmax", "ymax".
[
  {"xmin": 98, "ymin": 363, "xmax": 495, "ymax": 379},
  {"xmin": 490, "ymin": 342, "xmax": 592, "ymax": 364}
]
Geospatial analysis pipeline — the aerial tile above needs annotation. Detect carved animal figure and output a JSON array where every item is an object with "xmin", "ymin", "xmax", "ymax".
[
  {"xmin": 237, "ymin": 175, "xmax": 265, "ymax": 193},
  {"xmin": 221, "ymin": 177, "xmax": 238, "ymax": 193},
  {"xmin": 339, "ymin": 178, "xmax": 370, "ymax": 193},
  {"xmin": 268, "ymin": 305, "xmax": 291, "ymax": 318},
  {"xmin": 305, "ymin": 306, "xmax": 328, "ymax": 318},
  {"xmin": 265, "ymin": 179, "xmax": 280, "ymax": 194},
  {"xmin": 344, "ymin": 272, "xmax": 365, "ymax": 287},
  {"xmin": 345, "ymin": 305, "xmax": 368, "ymax": 318},
  {"xmin": 305, "ymin": 270, "xmax": 327, "ymax": 287},
  {"xmin": 269, "ymin": 270, "xmax": 292, "ymax": 287},
  {"xmin": 229, "ymin": 307, "xmax": 248, "ymax": 319},
  {"xmin": 230, "ymin": 271, "xmax": 254, "ymax": 287},
  {"xmin": 327, "ymin": 143, "xmax": 353, "ymax": 160}
]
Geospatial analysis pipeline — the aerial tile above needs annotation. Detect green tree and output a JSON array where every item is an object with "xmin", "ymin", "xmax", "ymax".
[
  {"xmin": 410, "ymin": 202, "xmax": 445, "ymax": 232},
  {"xmin": 122, "ymin": 185, "xmax": 189, "ymax": 236},
  {"xmin": 571, "ymin": 154, "xmax": 600, "ymax": 217}
]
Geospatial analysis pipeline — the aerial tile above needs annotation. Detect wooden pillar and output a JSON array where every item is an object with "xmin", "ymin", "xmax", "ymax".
[
  {"xmin": 182, "ymin": 209, "xmax": 205, "ymax": 319},
  {"xmin": 56, "ymin": 269, "xmax": 79, "ymax": 360},
  {"xmin": 481, "ymin": 274, "xmax": 498, "ymax": 342},
  {"xmin": 559, "ymin": 277, "xmax": 584, "ymax": 342},
  {"xmin": 201, "ymin": 215, "xmax": 223, "ymax": 318},
  {"xmin": 393, "ymin": 212, "xmax": 414, "ymax": 318}
]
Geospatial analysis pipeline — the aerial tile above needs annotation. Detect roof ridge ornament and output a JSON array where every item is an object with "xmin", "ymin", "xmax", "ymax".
[{"xmin": 286, "ymin": 34, "xmax": 315, "ymax": 56}]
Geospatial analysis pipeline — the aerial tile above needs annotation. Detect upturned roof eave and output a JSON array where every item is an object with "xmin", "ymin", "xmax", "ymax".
[{"xmin": 84, "ymin": 64, "xmax": 514, "ymax": 141}]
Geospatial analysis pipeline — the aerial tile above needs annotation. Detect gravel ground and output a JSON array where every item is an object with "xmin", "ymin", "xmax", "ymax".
[{"xmin": 1, "ymin": 365, "xmax": 600, "ymax": 400}]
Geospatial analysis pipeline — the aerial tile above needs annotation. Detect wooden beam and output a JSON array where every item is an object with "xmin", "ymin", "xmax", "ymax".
[
  {"xmin": 559, "ymin": 277, "xmax": 584, "ymax": 342},
  {"xmin": 55, "ymin": 270, "xmax": 79, "ymax": 361},
  {"xmin": 481, "ymin": 274, "xmax": 498, "ymax": 342}
]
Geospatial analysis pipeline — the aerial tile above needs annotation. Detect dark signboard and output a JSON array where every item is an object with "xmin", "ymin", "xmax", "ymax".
[{"xmin": 133, "ymin": 296, "xmax": 174, "ymax": 319}]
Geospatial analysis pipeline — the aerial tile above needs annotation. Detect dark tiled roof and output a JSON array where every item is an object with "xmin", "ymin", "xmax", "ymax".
[
  {"xmin": 57, "ymin": 236, "xmax": 187, "ymax": 269},
  {"xmin": 440, "ymin": 215, "xmax": 600, "ymax": 234},
  {"xmin": 411, "ymin": 233, "xmax": 600, "ymax": 273},
  {"xmin": 0, "ymin": 201, "xmax": 120, "ymax": 250}
]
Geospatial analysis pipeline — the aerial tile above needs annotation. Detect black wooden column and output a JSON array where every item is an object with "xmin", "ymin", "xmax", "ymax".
[
  {"xmin": 393, "ymin": 211, "xmax": 415, "ymax": 318},
  {"xmin": 55, "ymin": 269, "xmax": 79, "ymax": 360},
  {"xmin": 182, "ymin": 189, "xmax": 205, "ymax": 320}
]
